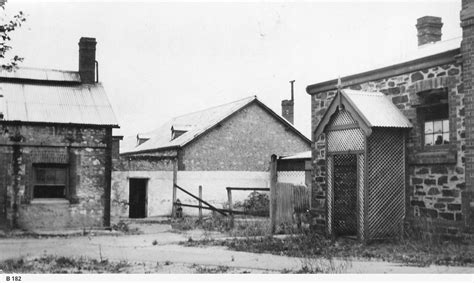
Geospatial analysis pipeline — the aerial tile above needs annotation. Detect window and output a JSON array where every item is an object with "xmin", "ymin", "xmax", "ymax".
[
  {"xmin": 416, "ymin": 88, "xmax": 450, "ymax": 148},
  {"xmin": 423, "ymin": 104, "xmax": 449, "ymax": 146},
  {"xmin": 33, "ymin": 165, "xmax": 67, "ymax": 198}
]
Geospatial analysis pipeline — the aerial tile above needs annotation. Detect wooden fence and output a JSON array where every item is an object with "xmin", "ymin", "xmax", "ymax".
[{"xmin": 274, "ymin": 183, "xmax": 311, "ymax": 227}]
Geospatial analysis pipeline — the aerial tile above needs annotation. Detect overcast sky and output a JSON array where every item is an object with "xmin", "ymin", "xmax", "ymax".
[{"xmin": 7, "ymin": 0, "xmax": 461, "ymax": 138}]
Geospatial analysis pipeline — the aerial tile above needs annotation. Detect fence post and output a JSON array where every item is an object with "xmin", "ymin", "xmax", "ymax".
[
  {"xmin": 227, "ymin": 187, "xmax": 234, "ymax": 228},
  {"xmin": 198, "ymin": 185, "xmax": 203, "ymax": 221},
  {"xmin": 270, "ymin": 154, "xmax": 278, "ymax": 234},
  {"xmin": 171, "ymin": 157, "xmax": 178, "ymax": 219}
]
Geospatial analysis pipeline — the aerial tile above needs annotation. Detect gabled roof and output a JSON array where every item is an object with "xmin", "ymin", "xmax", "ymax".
[
  {"xmin": 121, "ymin": 96, "xmax": 310, "ymax": 155},
  {"xmin": 314, "ymin": 89, "xmax": 412, "ymax": 138},
  {"xmin": 0, "ymin": 67, "xmax": 119, "ymax": 127}
]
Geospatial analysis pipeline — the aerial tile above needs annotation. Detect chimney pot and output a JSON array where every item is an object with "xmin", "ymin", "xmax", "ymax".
[
  {"xmin": 416, "ymin": 16, "xmax": 443, "ymax": 46},
  {"xmin": 78, "ymin": 37, "xmax": 97, "ymax": 84}
]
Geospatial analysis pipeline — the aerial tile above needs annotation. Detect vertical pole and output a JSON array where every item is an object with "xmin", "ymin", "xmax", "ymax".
[
  {"xmin": 171, "ymin": 157, "xmax": 178, "ymax": 219},
  {"xmin": 270, "ymin": 154, "xmax": 278, "ymax": 234},
  {"xmin": 198, "ymin": 185, "xmax": 203, "ymax": 221},
  {"xmin": 227, "ymin": 188, "xmax": 233, "ymax": 228}
]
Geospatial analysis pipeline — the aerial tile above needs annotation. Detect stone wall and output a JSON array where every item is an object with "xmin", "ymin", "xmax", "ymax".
[
  {"xmin": 310, "ymin": 62, "xmax": 467, "ymax": 238},
  {"xmin": 180, "ymin": 102, "xmax": 311, "ymax": 171},
  {"xmin": 461, "ymin": 0, "xmax": 474, "ymax": 233},
  {"xmin": 0, "ymin": 123, "xmax": 113, "ymax": 230}
]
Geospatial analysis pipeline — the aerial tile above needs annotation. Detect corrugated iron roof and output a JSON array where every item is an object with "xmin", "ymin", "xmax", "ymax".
[
  {"xmin": 121, "ymin": 96, "xmax": 256, "ymax": 154},
  {"xmin": 342, "ymin": 89, "xmax": 412, "ymax": 128},
  {"xmin": 280, "ymin": 151, "xmax": 311, "ymax": 160},
  {"xmin": 121, "ymin": 96, "xmax": 310, "ymax": 154},
  {"xmin": 0, "ymin": 82, "xmax": 119, "ymax": 127},
  {"xmin": 0, "ymin": 67, "xmax": 81, "ymax": 82}
]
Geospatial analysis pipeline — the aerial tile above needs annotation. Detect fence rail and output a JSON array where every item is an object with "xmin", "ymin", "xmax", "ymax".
[{"xmin": 173, "ymin": 184, "xmax": 227, "ymax": 217}]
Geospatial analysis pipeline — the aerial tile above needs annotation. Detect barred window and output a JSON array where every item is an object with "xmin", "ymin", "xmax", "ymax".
[{"xmin": 33, "ymin": 165, "xmax": 68, "ymax": 198}]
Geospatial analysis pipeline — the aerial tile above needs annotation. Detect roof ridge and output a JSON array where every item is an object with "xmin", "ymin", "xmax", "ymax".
[{"xmin": 171, "ymin": 95, "xmax": 256, "ymax": 120}]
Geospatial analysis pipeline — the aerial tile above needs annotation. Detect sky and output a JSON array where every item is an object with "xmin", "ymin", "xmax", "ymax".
[{"xmin": 5, "ymin": 0, "xmax": 462, "ymax": 138}]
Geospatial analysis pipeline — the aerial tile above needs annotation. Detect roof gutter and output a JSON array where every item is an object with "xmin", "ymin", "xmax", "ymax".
[
  {"xmin": 120, "ymin": 145, "xmax": 180, "ymax": 156},
  {"xmin": 306, "ymin": 48, "xmax": 460, "ymax": 95},
  {"xmin": 0, "ymin": 120, "xmax": 119, "ymax": 129}
]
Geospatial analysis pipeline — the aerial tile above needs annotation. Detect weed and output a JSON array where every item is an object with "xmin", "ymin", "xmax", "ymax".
[
  {"xmin": 111, "ymin": 221, "xmax": 141, "ymax": 235},
  {"xmin": 0, "ymin": 255, "xmax": 131, "ymax": 273},
  {"xmin": 152, "ymin": 240, "xmax": 158, "ymax": 246},
  {"xmin": 180, "ymin": 230, "xmax": 474, "ymax": 268},
  {"xmin": 194, "ymin": 265, "xmax": 230, "ymax": 273}
]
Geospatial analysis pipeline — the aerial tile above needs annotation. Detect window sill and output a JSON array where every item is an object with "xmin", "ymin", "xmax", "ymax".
[
  {"xmin": 30, "ymin": 199, "xmax": 70, "ymax": 205},
  {"xmin": 409, "ymin": 147, "xmax": 457, "ymax": 165}
]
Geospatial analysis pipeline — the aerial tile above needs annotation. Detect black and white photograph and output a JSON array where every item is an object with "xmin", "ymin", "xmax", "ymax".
[{"xmin": 0, "ymin": 0, "xmax": 472, "ymax": 281}]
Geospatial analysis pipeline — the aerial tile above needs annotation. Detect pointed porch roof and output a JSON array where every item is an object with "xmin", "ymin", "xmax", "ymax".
[{"xmin": 314, "ymin": 89, "xmax": 412, "ymax": 138}]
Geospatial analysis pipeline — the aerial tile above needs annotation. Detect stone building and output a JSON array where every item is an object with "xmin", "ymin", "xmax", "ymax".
[
  {"xmin": 0, "ymin": 37, "xmax": 119, "ymax": 231},
  {"xmin": 113, "ymin": 96, "xmax": 310, "ymax": 219},
  {"xmin": 307, "ymin": 1, "xmax": 474, "ymax": 240}
]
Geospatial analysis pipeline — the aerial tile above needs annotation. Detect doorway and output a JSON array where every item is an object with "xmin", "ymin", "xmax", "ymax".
[
  {"xmin": 333, "ymin": 154, "xmax": 358, "ymax": 237},
  {"xmin": 129, "ymin": 178, "xmax": 148, "ymax": 218}
]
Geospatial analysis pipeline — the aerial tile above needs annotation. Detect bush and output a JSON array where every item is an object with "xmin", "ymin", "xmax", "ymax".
[{"xmin": 234, "ymin": 191, "xmax": 269, "ymax": 216}]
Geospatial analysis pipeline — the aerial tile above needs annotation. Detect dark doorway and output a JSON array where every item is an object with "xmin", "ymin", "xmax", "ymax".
[
  {"xmin": 129, "ymin": 178, "xmax": 148, "ymax": 218},
  {"xmin": 333, "ymin": 154, "xmax": 358, "ymax": 237}
]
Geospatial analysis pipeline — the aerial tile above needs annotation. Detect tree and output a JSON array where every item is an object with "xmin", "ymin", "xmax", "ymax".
[{"xmin": 0, "ymin": 0, "xmax": 26, "ymax": 71}]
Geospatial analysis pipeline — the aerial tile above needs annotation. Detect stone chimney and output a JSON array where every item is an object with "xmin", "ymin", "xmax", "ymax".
[
  {"xmin": 416, "ymin": 16, "xmax": 443, "ymax": 46},
  {"xmin": 282, "ymin": 80, "xmax": 295, "ymax": 124},
  {"xmin": 78, "ymin": 37, "xmax": 97, "ymax": 84}
]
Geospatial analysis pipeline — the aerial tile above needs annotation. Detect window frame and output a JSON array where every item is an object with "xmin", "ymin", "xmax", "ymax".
[
  {"xmin": 419, "ymin": 102, "xmax": 450, "ymax": 149},
  {"xmin": 32, "ymin": 164, "xmax": 69, "ymax": 200},
  {"xmin": 409, "ymin": 77, "xmax": 457, "ymax": 165}
]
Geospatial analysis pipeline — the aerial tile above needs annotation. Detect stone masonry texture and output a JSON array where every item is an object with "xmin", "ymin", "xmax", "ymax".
[
  {"xmin": 461, "ymin": 0, "xmax": 474, "ymax": 233},
  {"xmin": 180, "ymin": 102, "xmax": 311, "ymax": 171},
  {"xmin": 0, "ymin": 123, "xmax": 113, "ymax": 230},
  {"xmin": 310, "ymin": 61, "xmax": 469, "ymax": 239}
]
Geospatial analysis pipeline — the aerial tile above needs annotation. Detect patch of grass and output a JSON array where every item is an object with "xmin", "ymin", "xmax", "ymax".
[
  {"xmin": 172, "ymin": 214, "xmax": 271, "ymax": 237},
  {"xmin": 229, "ymin": 218, "xmax": 271, "ymax": 237},
  {"xmin": 0, "ymin": 255, "xmax": 130, "ymax": 273},
  {"xmin": 193, "ymin": 264, "xmax": 230, "ymax": 274},
  {"xmin": 181, "ymin": 230, "xmax": 474, "ymax": 267},
  {"xmin": 111, "ymin": 221, "xmax": 141, "ymax": 235}
]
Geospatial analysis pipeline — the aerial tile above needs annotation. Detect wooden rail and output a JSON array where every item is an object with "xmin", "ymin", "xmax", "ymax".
[{"xmin": 174, "ymin": 184, "xmax": 227, "ymax": 216}]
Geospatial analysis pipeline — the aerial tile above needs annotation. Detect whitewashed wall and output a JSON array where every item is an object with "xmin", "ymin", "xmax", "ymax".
[
  {"xmin": 111, "ymin": 170, "xmax": 269, "ymax": 219},
  {"xmin": 176, "ymin": 171, "xmax": 270, "ymax": 216}
]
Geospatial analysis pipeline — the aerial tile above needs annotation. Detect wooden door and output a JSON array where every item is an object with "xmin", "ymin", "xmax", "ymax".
[{"xmin": 129, "ymin": 178, "xmax": 147, "ymax": 218}]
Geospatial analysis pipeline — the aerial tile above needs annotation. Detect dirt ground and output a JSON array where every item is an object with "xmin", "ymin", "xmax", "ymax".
[{"xmin": 0, "ymin": 222, "xmax": 473, "ymax": 274}]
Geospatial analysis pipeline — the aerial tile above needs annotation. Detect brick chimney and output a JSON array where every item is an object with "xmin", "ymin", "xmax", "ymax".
[
  {"xmin": 78, "ymin": 37, "xmax": 97, "ymax": 84},
  {"xmin": 416, "ymin": 16, "xmax": 443, "ymax": 46},
  {"xmin": 282, "ymin": 80, "xmax": 295, "ymax": 124},
  {"xmin": 461, "ymin": 0, "xmax": 474, "ymax": 230}
]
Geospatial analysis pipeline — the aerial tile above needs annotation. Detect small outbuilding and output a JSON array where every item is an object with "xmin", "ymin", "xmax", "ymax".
[{"xmin": 314, "ymin": 88, "xmax": 412, "ymax": 241}]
